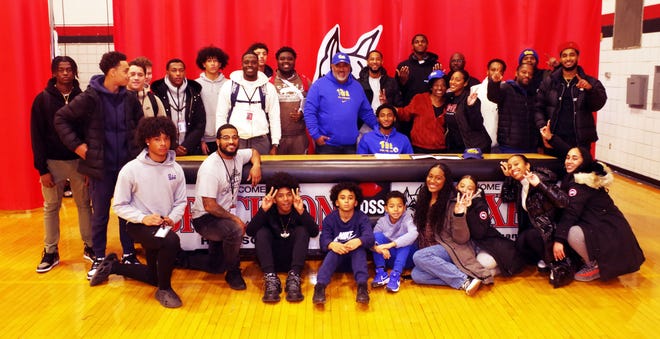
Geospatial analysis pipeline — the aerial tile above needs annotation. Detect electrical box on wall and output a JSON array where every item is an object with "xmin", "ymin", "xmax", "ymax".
[
  {"xmin": 653, "ymin": 66, "xmax": 660, "ymax": 111},
  {"xmin": 627, "ymin": 74, "xmax": 648, "ymax": 108}
]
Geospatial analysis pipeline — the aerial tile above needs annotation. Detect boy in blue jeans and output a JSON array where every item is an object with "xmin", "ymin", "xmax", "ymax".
[
  {"xmin": 313, "ymin": 182, "xmax": 375, "ymax": 305},
  {"xmin": 372, "ymin": 191, "xmax": 418, "ymax": 292}
]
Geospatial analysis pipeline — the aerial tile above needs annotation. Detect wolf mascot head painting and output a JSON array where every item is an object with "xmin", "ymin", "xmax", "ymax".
[{"xmin": 313, "ymin": 24, "xmax": 383, "ymax": 80}]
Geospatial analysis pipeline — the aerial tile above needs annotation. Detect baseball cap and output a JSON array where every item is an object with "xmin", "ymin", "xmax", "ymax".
[
  {"xmin": 462, "ymin": 148, "xmax": 483, "ymax": 159},
  {"xmin": 558, "ymin": 41, "xmax": 580, "ymax": 55},
  {"xmin": 518, "ymin": 48, "xmax": 539, "ymax": 64},
  {"xmin": 424, "ymin": 69, "xmax": 445, "ymax": 83},
  {"xmin": 331, "ymin": 52, "xmax": 350, "ymax": 65}
]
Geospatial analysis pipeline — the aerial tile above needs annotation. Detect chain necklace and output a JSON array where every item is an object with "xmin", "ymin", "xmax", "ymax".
[{"xmin": 279, "ymin": 214, "xmax": 292, "ymax": 238}]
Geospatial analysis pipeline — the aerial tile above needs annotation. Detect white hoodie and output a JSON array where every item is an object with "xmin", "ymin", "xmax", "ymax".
[
  {"xmin": 113, "ymin": 149, "xmax": 187, "ymax": 224},
  {"xmin": 215, "ymin": 70, "xmax": 281, "ymax": 144}
]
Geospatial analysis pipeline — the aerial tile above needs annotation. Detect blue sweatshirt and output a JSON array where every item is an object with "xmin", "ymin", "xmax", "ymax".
[
  {"xmin": 357, "ymin": 127, "xmax": 413, "ymax": 154},
  {"xmin": 304, "ymin": 72, "xmax": 377, "ymax": 146},
  {"xmin": 319, "ymin": 209, "xmax": 375, "ymax": 252}
]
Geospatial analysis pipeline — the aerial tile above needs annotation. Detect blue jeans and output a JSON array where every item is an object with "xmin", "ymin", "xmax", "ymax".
[
  {"xmin": 315, "ymin": 144, "xmax": 356, "ymax": 154},
  {"xmin": 317, "ymin": 247, "xmax": 368, "ymax": 285},
  {"xmin": 411, "ymin": 245, "xmax": 467, "ymax": 289},
  {"xmin": 90, "ymin": 170, "xmax": 135, "ymax": 257},
  {"xmin": 372, "ymin": 232, "xmax": 415, "ymax": 273}
]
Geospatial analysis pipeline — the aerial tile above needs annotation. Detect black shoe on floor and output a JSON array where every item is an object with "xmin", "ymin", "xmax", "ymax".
[
  {"xmin": 285, "ymin": 271, "xmax": 304, "ymax": 302},
  {"xmin": 225, "ymin": 269, "xmax": 247, "ymax": 290},
  {"xmin": 312, "ymin": 283, "xmax": 326, "ymax": 305},
  {"xmin": 356, "ymin": 283, "xmax": 370, "ymax": 304},
  {"xmin": 262, "ymin": 273, "xmax": 282, "ymax": 303},
  {"xmin": 36, "ymin": 250, "xmax": 59, "ymax": 273},
  {"xmin": 155, "ymin": 288, "xmax": 183, "ymax": 308},
  {"xmin": 89, "ymin": 253, "xmax": 118, "ymax": 286}
]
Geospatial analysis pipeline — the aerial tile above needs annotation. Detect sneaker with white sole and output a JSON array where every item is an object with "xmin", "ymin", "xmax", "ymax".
[
  {"xmin": 386, "ymin": 271, "xmax": 401, "ymax": 292},
  {"xmin": 36, "ymin": 251, "xmax": 59, "ymax": 273},
  {"xmin": 87, "ymin": 257, "xmax": 104, "ymax": 280},
  {"xmin": 121, "ymin": 253, "xmax": 142, "ymax": 265},
  {"xmin": 83, "ymin": 244, "xmax": 96, "ymax": 263},
  {"xmin": 371, "ymin": 268, "xmax": 389, "ymax": 288}
]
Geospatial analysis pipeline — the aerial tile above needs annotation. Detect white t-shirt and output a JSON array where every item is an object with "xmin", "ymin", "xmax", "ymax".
[{"xmin": 191, "ymin": 149, "xmax": 253, "ymax": 219}]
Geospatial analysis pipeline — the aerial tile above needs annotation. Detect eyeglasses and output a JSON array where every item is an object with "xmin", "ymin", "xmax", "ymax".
[{"xmin": 219, "ymin": 135, "xmax": 239, "ymax": 141}]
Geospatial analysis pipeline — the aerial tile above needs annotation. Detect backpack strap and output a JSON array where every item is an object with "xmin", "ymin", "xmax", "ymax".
[
  {"xmin": 228, "ymin": 81, "xmax": 240, "ymax": 122},
  {"xmin": 147, "ymin": 91, "xmax": 159, "ymax": 116}
]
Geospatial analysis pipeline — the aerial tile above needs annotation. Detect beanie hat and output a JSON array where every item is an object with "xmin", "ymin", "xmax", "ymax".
[{"xmin": 518, "ymin": 48, "xmax": 538, "ymax": 65}]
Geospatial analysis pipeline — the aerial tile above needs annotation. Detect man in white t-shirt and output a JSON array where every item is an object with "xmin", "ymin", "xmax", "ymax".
[
  {"xmin": 191, "ymin": 123, "xmax": 262, "ymax": 290},
  {"xmin": 472, "ymin": 58, "xmax": 506, "ymax": 152}
]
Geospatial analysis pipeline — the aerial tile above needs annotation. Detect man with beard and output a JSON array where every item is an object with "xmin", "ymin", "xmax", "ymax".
[
  {"xmin": 191, "ymin": 124, "xmax": 262, "ymax": 290},
  {"xmin": 357, "ymin": 104, "xmax": 412, "ymax": 154},
  {"xmin": 518, "ymin": 48, "xmax": 559, "ymax": 96},
  {"xmin": 151, "ymin": 59, "xmax": 207, "ymax": 156},
  {"xmin": 396, "ymin": 34, "xmax": 442, "ymax": 136},
  {"xmin": 448, "ymin": 52, "xmax": 480, "ymax": 88},
  {"xmin": 304, "ymin": 52, "xmax": 377, "ymax": 154},
  {"xmin": 534, "ymin": 41, "xmax": 607, "ymax": 157},
  {"xmin": 487, "ymin": 63, "xmax": 539, "ymax": 153},
  {"xmin": 217, "ymin": 52, "xmax": 281, "ymax": 156},
  {"xmin": 270, "ymin": 46, "xmax": 311, "ymax": 154},
  {"xmin": 358, "ymin": 50, "xmax": 402, "ymax": 138}
]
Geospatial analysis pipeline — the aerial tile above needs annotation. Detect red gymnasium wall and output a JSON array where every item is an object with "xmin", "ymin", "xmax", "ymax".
[{"xmin": 114, "ymin": 0, "xmax": 602, "ymax": 82}]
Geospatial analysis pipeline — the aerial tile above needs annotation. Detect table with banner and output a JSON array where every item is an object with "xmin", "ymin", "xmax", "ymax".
[{"xmin": 172, "ymin": 154, "xmax": 562, "ymax": 252}]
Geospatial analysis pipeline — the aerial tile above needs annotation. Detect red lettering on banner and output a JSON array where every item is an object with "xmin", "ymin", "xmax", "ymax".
[
  {"xmin": 237, "ymin": 196, "xmax": 262, "ymax": 218},
  {"xmin": 172, "ymin": 197, "xmax": 195, "ymax": 233},
  {"xmin": 485, "ymin": 195, "xmax": 517, "ymax": 228}
]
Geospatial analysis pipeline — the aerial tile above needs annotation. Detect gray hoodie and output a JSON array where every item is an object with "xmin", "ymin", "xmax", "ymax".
[{"xmin": 113, "ymin": 149, "xmax": 187, "ymax": 224}]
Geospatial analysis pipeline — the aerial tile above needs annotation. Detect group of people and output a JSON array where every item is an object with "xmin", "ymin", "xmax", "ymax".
[{"xmin": 30, "ymin": 35, "xmax": 640, "ymax": 309}]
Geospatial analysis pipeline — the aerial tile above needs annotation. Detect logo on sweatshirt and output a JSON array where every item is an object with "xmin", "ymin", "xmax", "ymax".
[
  {"xmin": 336, "ymin": 88, "xmax": 351, "ymax": 103},
  {"xmin": 168, "ymin": 173, "xmax": 177, "ymax": 181},
  {"xmin": 334, "ymin": 230, "xmax": 356, "ymax": 243}
]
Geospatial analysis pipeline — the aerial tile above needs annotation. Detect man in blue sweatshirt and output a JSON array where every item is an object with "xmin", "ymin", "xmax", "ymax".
[
  {"xmin": 357, "ymin": 104, "xmax": 413, "ymax": 154},
  {"xmin": 304, "ymin": 52, "xmax": 377, "ymax": 154},
  {"xmin": 55, "ymin": 51, "xmax": 144, "ymax": 279}
]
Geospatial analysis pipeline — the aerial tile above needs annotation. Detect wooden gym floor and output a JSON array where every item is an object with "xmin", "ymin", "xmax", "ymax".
[{"xmin": 1, "ymin": 173, "xmax": 658, "ymax": 338}]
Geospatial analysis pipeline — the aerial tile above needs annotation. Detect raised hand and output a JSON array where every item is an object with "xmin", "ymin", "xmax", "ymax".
[
  {"xmin": 500, "ymin": 161, "xmax": 512, "ymax": 177},
  {"xmin": 292, "ymin": 188, "xmax": 305, "ymax": 214},
  {"xmin": 261, "ymin": 187, "xmax": 277, "ymax": 211},
  {"xmin": 524, "ymin": 171, "xmax": 541, "ymax": 187}
]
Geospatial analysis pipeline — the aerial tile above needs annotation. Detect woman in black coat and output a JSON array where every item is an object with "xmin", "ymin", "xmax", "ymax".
[
  {"xmin": 553, "ymin": 147, "xmax": 645, "ymax": 281},
  {"xmin": 500, "ymin": 154, "xmax": 569, "ymax": 269},
  {"xmin": 457, "ymin": 175, "xmax": 524, "ymax": 277}
]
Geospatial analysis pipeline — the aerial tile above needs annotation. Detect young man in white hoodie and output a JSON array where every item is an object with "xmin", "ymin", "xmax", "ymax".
[
  {"xmin": 90, "ymin": 116, "xmax": 187, "ymax": 308},
  {"xmin": 216, "ymin": 52, "xmax": 280, "ymax": 155}
]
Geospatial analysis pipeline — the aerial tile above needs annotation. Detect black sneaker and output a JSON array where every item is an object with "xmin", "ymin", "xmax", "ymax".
[
  {"xmin": 312, "ymin": 284, "xmax": 326, "ymax": 305},
  {"xmin": 285, "ymin": 271, "xmax": 304, "ymax": 302},
  {"xmin": 121, "ymin": 253, "xmax": 142, "ymax": 265},
  {"xmin": 83, "ymin": 244, "xmax": 96, "ymax": 263},
  {"xmin": 262, "ymin": 273, "xmax": 282, "ymax": 303},
  {"xmin": 87, "ymin": 257, "xmax": 104, "ymax": 280},
  {"xmin": 356, "ymin": 283, "xmax": 370, "ymax": 304},
  {"xmin": 225, "ymin": 269, "xmax": 247, "ymax": 290},
  {"xmin": 89, "ymin": 253, "xmax": 118, "ymax": 286},
  {"xmin": 155, "ymin": 288, "xmax": 183, "ymax": 308},
  {"xmin": 36, "ymin": 251, "xmax": 59, "ymax": 273}
]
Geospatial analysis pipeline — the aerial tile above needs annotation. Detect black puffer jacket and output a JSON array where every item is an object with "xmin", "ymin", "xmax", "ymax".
[
  {"xmin": 534, "ymin": 66, "xmax": 607, "ymax": 146},
  {"xmin": 357, "ymin": 66, "xmax": 403, "ymax": 107},
  {"xmin": 501, "ymin": 167, "xmax": 569, "ymax": 240},
  {"xmin": 487, "ymin": 79, "xmax": 537, "ymax": 150},
  {"xmin": 466, "ymin": 190, "xmax": 525, "ymax": 276},
  {"xmin": 54, "ymin": 76, "xmax": 142, "ymax": 179}
]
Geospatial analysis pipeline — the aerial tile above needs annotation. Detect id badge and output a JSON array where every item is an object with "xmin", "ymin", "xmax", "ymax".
[
  {"xmin": 155, "ymin": 226, "xmax": 172, "ymax": 238},
  {"xmin": 246, "ymin": 112, "xmax": 253, "ymax": 121},
  {"xmin": 177, "ymin": 121, "xmax": 187, "ymax": 133}
]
